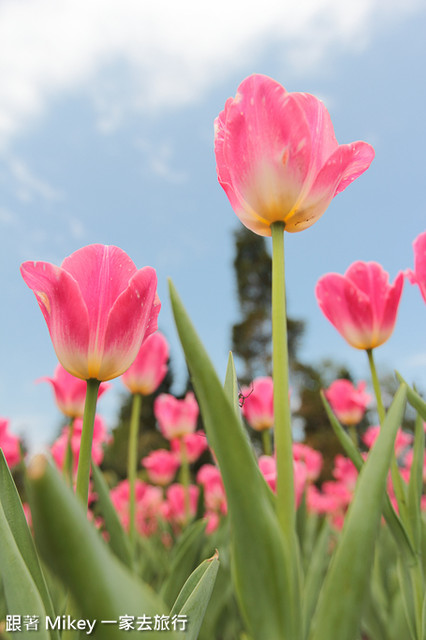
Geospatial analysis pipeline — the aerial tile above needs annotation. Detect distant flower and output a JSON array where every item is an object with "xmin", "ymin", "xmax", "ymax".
[
  {"xmin": 110, "ymin": 479, "xmax": 163, "ymax": 536},
  {"xmin": 215, "ymin": 73, "xmax": 374, "ymax": 236},
  {"xmin": 292, "ymin": 443, "xmax": 323, "ymax": 481},
  {"xmin": 122, "ymin": 332, "xmax": 169, "ymax": 395},
  {"xmin": 141, "ymin": 449, "xmax": 180, "ymax": 486},
  {"xmin": 38, "ymin": 363, "xmax": 110, "ymax": 418},
  {"xmin": 241, "ymin": 377, "xmax": 274, "ymax": 431},
  {"xmin": 362, "ymin": 425, "xmax": 413, "ymax": 458},
  {"xmin": 154, "ymin": 392, "xmax": 199, "ymax": 440},
  {"xmin": 20, "ymin": 244, "xmax": 160, "ymax": 381},
  {"xmin": 0, "ymin": 418, "xmax": 21, "ymax": 468},
  {"xmin": 163, "ymin": 483, "xmax": 199, "ymax": 527},
  {"xmin": 406, "ymin": 230, "xmax": 426, "ymax": 303},
  {"xmin": 171, "ymin": 432, "xmax": 208, "ymax": 463},
  {"xmin": 324, "ymin": 379, "xmax": 371, "ymax": 426},
  {"xmin": 316, "ymin": 261, "xmax": 404, "ymax": 350},
  {"xmin": 197, "ymin": 464, "xmax": 227, "ymax": 514},
  {"xmin": 51, "ymin": 414, "xmax": 109, "ymax": 475}
]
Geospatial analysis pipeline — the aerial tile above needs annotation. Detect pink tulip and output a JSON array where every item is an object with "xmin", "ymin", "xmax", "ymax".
[
  {"xmin": 38, "ymin": 363, "xmax": 110, "ymax": 418},
  {"xmin": 110, "ymin": 479, "xmax": 164, "ymax": 536},
  {"xmin": 292, "ymin": 443, "xmax": 323, "ymax": 481},
  {"xmin": 170, "ymin": 431, "xmax": 208, "ymax": 463},
  {"xmin": 324, "ymin": 379, "xmax": 371, "ymax": 426},
  {"xmin": 258, "ymin": 455, "xmax": 277, "ymax": 492},
  {"xmin": 0, "ymin": 418, "xmax": 21, "ymax": 468},
  {"xmin": 141, "ymin": 449, "xmax": 180, "ymax": 486},
  {"xmin": 241, "ymin": 376, "xmax": 274, "ymax": 431},
  {"xmin": 197, "ymin": 464, "xmax": 227, "ymax": 514},
  {"xmin": 122, "ymin": 331, "xmax": 169, "ymax": 395},
  {"xmin": 362, "ymin": 425, "xmax": 413, "ymax": 458},
  {"xmin": 214, "ymin": 74, "xmax": 375, "ymax": 236},
  {"xmin": 20, "ymin": 244, "xmax": 160, "ymax": 381},
  {"xmin": 406, "ymin": 230, "xmax": 426, "ymax": 303},
  {"xmin": 316, "ymin": 261, "xmax": 404, "ymax": 350},
  {"xmin": 154, "ymin": 392, "xmax": 199, "ymax": 440},
  {"xmin": 51, "ymin": 414, "xmax": 109, "ymax": 474},
  {"xmin": 163, "ymin": 483, "xmax": 199, "ymax": 526}
]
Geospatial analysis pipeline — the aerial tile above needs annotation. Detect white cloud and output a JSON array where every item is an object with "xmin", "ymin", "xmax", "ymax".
[
  {"xmin": 0, "ymin": 0, "xmax": 423, "ymax": 147},
  {"xmin": 7, "ymin": 157, "xmax": 63, "ymax": 202}
]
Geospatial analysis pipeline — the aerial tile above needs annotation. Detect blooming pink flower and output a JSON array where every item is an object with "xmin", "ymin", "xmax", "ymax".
[
  {"xmin": 316, "ymin": 261, "xmax": 404, "ymax": 350},
  {"xmin": 51, "ymin": 414, "xmax": 109, "ymax": 474},
  {"xmin": 292, "ymin": 443, "xmax": 323, "ymax": 481},
  {"xmin": 170, "ymin": 431, "xmax": 208, "ymax": 463},
  {"xmin": 110, "ymin": 479, "xmax": 164, "ymax": 536},
  {"xmin": 332, "ymin": 454, "xmax": 359, "ymax": 491},
  {"xmin": 197, "ymin": 464, "xmax": 227, "ymax": 514},
  {"xmin": 0, "ymin": 418, "xmax": 21, "ymax": 468},
  {"xmin": 362, "ymin": 425, "xmax": 413, "ymax": 458},
  {"xmin": 121, "ymin": 331, "xmax": 169, "ymax": 395},
  {"xmin": 214, "ymin": 74, "xmax": 374, "ymax": 236},
  {"xmin": 241, "ymin": 377, "xmax": 274, "ymax": 431},
  {"xmin": 406, "ymin": 230, "xmax": 426, "ymax": 303},
  {"xmin": 163, "ymin": 483, "xmax": 199, "ymax": 527},
  {"xmin": 38, "ymin": 363, "xmax": 110, "ymax": 418},
  {"xmin": 258, "ymin": 455, "xmax": 277, "ymax": 492},
  {"xmin": 141, "ymin": 449, "xmax": 180, "ymax": 486},
  {"xmin": 324, "ymin": 379, "xmax": 371, "ymax": 426},
  {"xmin": 20, "ymin": 244, "xmax": 160, "ymax": 381},
  {"xmin": 154, "ymin": 392, "xmax": 199, "ymax": 440}
]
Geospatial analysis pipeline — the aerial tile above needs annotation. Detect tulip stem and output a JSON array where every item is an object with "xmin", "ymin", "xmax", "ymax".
[
  {"xmin": 75, "ymin": 378, "xmax": 100, "ymax": 505},
  {"xmin": 179, "ymin": 438, "xmax": 191, "ymax": 522},
  {"xmin": 64, "ymin": 417, "xmax": 75, "ymax": 486},
  {"xmin": 128, "ymin": 392, "xmax": 142, "ymax": 556},
  {"xmin": 271, "ymin": 222, "xmax": 295, "ymax": 534},
  {"xmin": 262, "ymin": 429, "xmax": 272, "ymax": 456},
  {"xmin": 366, "ymin": 348, "xmax": 385, "ymax": 423}
]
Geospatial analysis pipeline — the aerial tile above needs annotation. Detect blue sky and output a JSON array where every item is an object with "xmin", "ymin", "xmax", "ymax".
[{"xmin": 0, "ymin": 0, "xmax": 425, "ymax": 450}]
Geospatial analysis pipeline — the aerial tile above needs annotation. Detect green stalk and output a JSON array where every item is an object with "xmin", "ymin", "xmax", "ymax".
[
  {"xmin": 367, "ymin": 348, "xmax": 424, "ymax": 636},
  {"xmin": 179, "ymin": 437, "xmax": 191, "ymax": 522},
  {"xmin": 128, "ymin": 392, "xmax": 142, "ymax": 556},
  {"xmin": 366, "ymin": 349, "xmax": 385, "ymax": 423},
  {"xmin": 262, "ymin": 429, "xmax": 272, "ymax": 456},
  {"xmin": 64, "ymin": 417, "xmax": 75, "ymax": 485},
  {"xmin": 271, "ymin": 222, "xmax": 295, "ymax": 536},
  {"xmin": 75, "ymin": 378, "xmax": 100, "ymax": 505}
]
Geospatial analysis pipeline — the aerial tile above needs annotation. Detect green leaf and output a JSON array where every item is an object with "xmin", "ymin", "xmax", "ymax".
[
  {"xmin": 224, "ymin": 353, "xmax": 275, "ymax": 509},
  {"xmin": 160, "ymin": 519, "xmax": 206, "ymax": 607},
  {"xmin": 170, "ymin": 551, "xmax": 219, "ymax": 640},
  {"xmin": 310, "ymin": 385, "xmax": 407, "ymax": 640},
  {"xmin": 223, "ymin": 352, "xmax": 242, "ymax": 420},
  {"xmin": 26, "ymin": 455, "xmax": 177, "ymax": 639},
  {"xmin": 406, "ymin": 413, "xmax": 425, "ymax": 551},
  {"xmin": 321, "ymin": 391, "xmax": 416, "ymax": 564},
  {"xmin": 302, "ymin": 521, "xmax": 331, "ymax": 640},
  {"xmin": 169, "ymin": 279, "xmax": 298, "ymax": 640},
  {"xmin": 90, "ymin": 461, "xmax": 133, "ymax": 569},
  {"xmin": 0, "ymin": 451, "xmax": 59, "ymax": 640},
  {"xmin": 397, "ymin": 557, "xmax": 417, "ymax": 640},
  {"xmin": 395, "ymin": 372, "xmax": 426, "ymax": 420},
  {"xmin": 0, "ymin": 501, "xmax": 49, "ymax": 640}
]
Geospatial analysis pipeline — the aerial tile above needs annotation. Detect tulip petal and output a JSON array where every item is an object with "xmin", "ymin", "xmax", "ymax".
[
  {"xmin": 407, "ymin": 231, "xmax": 426, "ymax": 303},
  {"xmin": 346, "ymin": 262, "xmax": 404, "ymax": 337},
  {"xmin": 216, "ymin": 74, "xmax": 315, "ymax": 231},
  {"xmin": 311, "ymin": 141, "xmax": 375, "ymax": 200},
  {"xmin": 96, "ymin": 266, "xmax": 159, "ymax": 380},
  {"xmin": 316, "ymin": 273, "xmax": 375, "ymax": 349},
  {"xmin": 20, "ymin": 261, "xmax": 91, "ymax": 378},
  {"xmin": 316, "ymin": 263, "xmax": 404, "ymax": 350}
]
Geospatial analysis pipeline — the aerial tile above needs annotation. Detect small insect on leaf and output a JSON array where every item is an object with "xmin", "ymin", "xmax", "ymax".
[{"xmin": 238, "ymin": 382, "xmax": 254, "ymax": 408}]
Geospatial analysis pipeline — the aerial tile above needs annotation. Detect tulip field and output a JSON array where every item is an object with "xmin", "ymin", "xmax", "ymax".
[{"xmin": 1, "ymin": 73, "xmax": 426, "ymax": 640}]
